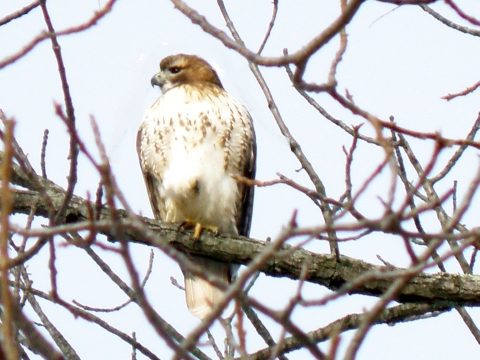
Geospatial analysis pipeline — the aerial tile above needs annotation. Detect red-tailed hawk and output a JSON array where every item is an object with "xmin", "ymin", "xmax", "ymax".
[{"xmin": 137, "ymin": 54, "xmax": 256, "ymax": 319}]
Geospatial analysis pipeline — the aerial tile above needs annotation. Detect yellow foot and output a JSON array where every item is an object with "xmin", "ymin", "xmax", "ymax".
[{"xmin": 179, "ymin": 220, "xmax": 219, "ymax": 240}]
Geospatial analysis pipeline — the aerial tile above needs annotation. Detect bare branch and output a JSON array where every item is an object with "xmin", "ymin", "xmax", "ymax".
[
  {"xmin": 0, "ymin": 1, "xmax": 39, "ymax": 26},
  {"xmin": 443, "ymin": 80, "xmax": 480, "ymax": 101},
  {"xmin": 39, "ymin": 1, "xmax": 79, "ymax": 225},
  {"xmin": 445, "ymin": 0, "xmax": 480, "ymax": 26},
  {"xmin": 40, "ymin": 129, "xmax": 49, "ymax": 179},
  {"xmin": 0, "ymin": 0, "xmax": 117, "ymax": 70},
  {"xmin": 22, "ymin": 269, "xmax": 80, "ymax": 359},
  {"xmin": 248, "ymin": 303, "xmax": 449, "ymax": 359},
  {"xmin": 256, "ymin": 0, "xmax": 278, "ymax": 54},
  {"xmin": 170, "ymin": 0, "xmax": 363, "ymax": 72},
  {"xmin": 419, "ymin": 4, "xmax": 480, "ymax": 36}
]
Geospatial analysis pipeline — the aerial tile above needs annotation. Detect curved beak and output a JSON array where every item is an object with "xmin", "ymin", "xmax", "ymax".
[{"xmin": 150, "ymin": 72, "xmax": 165, "ymax": 88}]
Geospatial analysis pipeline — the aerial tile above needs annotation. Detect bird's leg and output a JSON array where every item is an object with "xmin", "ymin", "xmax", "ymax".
[
  {"xmin": 179, "ymin": 220, "xmax": 219, "ymax": 240},
  {"xmin": 193, "ymin": 223, "xmax": 203, "ymax": 239}
]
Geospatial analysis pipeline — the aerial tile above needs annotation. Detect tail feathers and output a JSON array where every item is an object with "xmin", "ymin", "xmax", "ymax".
[{"xmin": 183, "ymin": 257, "xmax": 233, "ymax": 320}]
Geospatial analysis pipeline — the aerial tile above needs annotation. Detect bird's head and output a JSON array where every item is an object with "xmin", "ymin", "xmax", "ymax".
[{"xmin": 151, "ymin": 54, "xmax": 224, "ymax": 94}]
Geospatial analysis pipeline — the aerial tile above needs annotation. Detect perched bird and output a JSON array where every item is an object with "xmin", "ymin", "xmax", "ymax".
[{"xmin": 137, "ymin": 54, "xmax": 256, "ymax": 319}]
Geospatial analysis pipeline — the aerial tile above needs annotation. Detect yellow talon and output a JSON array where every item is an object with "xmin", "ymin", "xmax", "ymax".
[
  {"xmin": 179, "ymin": 220, "xmax": 219, "ymax": 240},
  {"xmin": 193, "ymin": 223, "xmax": 219, "ymax": 239},
  {"xmin": 204, "ymin": 224, "xmax": 219, "ymax": 236}
]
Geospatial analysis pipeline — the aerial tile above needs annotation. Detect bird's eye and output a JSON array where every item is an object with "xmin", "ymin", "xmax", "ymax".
[{"xmin": 169, "ymin": 67, "xmax": 181, "ymax": 74}]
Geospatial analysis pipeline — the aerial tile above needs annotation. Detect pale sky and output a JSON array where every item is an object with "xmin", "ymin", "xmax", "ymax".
[{"xmin": 1, "ymin": 0, "xmax": 480, "ymax": 359}]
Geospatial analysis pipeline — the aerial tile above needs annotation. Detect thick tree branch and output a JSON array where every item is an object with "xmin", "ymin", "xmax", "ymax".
[{"xmin": 7, "ymin": 174, "xmax": 480, "ymax": 308}]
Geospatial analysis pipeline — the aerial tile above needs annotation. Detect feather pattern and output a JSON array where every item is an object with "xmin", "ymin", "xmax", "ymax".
[{"xmin": 137, "ymin": 54, "xmax": 255, "ymax": 319}]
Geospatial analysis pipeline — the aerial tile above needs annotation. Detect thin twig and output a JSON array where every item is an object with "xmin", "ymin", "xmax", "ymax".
[
  {"xmin": 40, "ymin": 1, "xmax": 79, "ymax": 225},
  {"xmin": 40, "ymin": 129, "xmax": 49, "ymax": 179},
  {"xmin": 257, "ymin": 0, "xmax": 278, "ymax": 54},
  {"xmin": 216, "ymin": 0, "xmax": 340, "ymax": 258},
  {"xmin": 120, "ymin": 243, "xmax": 207, "ymax": 360},
  {"xmin": 430, "ymin": 112, "xmax": 480, "ymax": 184},
  {"xmin": 21, "ymin": 267, "xmax": 80, "ymax": 359},
  {"xmin": 0, "ymin": 1, "xmax": 40, "ymax": 26},
  {"xmin": 72, "ymin": 250, "xmax": 154, "ymax": 313},
  {"xmin": 444, "ymin": 0, "xmax": 480, "ymax": 26},
  {"xmin": 0, "ymin": 0, "xmax": 117, "ymax": 70},
  {"xmin": 329, "ymin": 88, "xmax": 480, "ymax": 149},
  {"xmin": 248, "ymin": 303, "xmax": 449, "ymax": 359},
  {"xmin": 419, "ymin": 4, "xmax": 480, "ymax": 36},
  {"xmin": 170, "ymin": 0, "xmax": 363, "ymax": 72}
]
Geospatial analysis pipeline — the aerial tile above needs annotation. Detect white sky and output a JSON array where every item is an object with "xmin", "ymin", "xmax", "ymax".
[{"xmin": 1, "ymin": 0, "xmax": 480, "ymax": 359}]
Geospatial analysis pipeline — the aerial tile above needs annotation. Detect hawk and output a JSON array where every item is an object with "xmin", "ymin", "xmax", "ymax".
[{"xmin": 137, "ymin": 54, "xmax": 256, "ymax": 319}]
